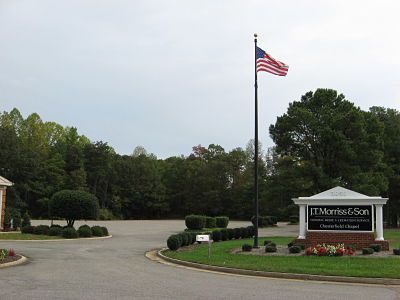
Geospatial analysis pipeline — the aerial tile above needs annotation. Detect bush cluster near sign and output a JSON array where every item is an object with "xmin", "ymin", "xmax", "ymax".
[
  {"xmin": 185, "ymin": 215, "xmax": 229, "ymax": 230},
  {"xmin": 21, "ymin": 224, "xmax": 109, "ymax": 239}
]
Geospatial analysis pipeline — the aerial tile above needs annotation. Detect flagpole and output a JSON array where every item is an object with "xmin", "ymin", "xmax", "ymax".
[{"xmin": 253, "ymin": 33, "xmax": 259, "ymax": 248}]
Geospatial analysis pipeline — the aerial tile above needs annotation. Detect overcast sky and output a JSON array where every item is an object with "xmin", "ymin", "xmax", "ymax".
[{"xmin": 1, "ymin": 1, "xmax": 399, "ymax": 158}]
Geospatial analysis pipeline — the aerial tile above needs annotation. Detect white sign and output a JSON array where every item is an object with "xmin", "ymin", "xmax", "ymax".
[{"xmin": 196, "ymin": 235, "xmax": 210, "ymax": 242}]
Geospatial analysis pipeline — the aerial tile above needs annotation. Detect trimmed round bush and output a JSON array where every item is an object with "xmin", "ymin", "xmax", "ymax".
[
  {"xmin": 242, "ymin": 244, "xmax": 252, "ymax": 252},
  {"xmin": 179, "ymin": 232, "xmax": 191, "ymax": 246},
  {"xmin": 393, "ymin": 249, "xmax": 400, "ymax": 255},
  {"xmin": 167, "ymin": 235, "xmax": 181, "ymax": 251},
  {"xmin": 205, "ymin": 217, "xmax": 217, "ymax": 228},
  {"xmin": 240, "ymin": 227, "xmax": 249, "ymax": 238},
  {"xmin": 263, "ymin": 240, "xmax": 273, "ymax": 246},
  {"xmin": 91, "ymin": 226, "xmax": 104, "ymax": 237},
  {"xmin": 215, "ymin": 216, "xmax": 229, "ymax": 228},
  {"xmin": 289, "ymin": 245, "xmax": 301, "ymax": 254},
  {"xmin": 49, "ymin": 226, "xmax": 63, "ymax": 236},
  {"xmin": 265, "ymin": 245, "xmax": 277, "ymax": 253},
  {"xmin": 62, "ymin": 227, "xmax": 78, "ymax": 239},
  {"xmin": 78, "ymin": 226, "xmax": 92, "ymax": 237},
  {"xmin": 212, "ymin": 230, "xmax": 221, "ymax": 242},
  {"xmin": 362, "ymin": 247, "xmax": 374, "ymax": 255},
  {"xmin": 33, "ymin": 225, "xmax": 50, "ymax": 235},
  {"xmin": 267, "ymin": 242, "xmax": 276, "ymax": 247},
  {"xmin": 220, "ymin": 229, "xmax": 228, "ymax": 241},
  {"xmin": 234, "ymin": 228, "xmax": 241, "ymax": 239},
  {"xmin": 369, "ymin": 244, "xmax": 381, "ymax": 252},
  {"xmin": 247, "ymin": 226, "xmax": 255, "ymax": 237},
  {"xmin": 78, "ymin": 224, "xmax": 90, "ymax": 231},
  {"xmin": 49, "ymin": 190, "xmax": 99, "ymax": 227},
  {"xmin": 293, "ymin": 244, "xmax": 305, "ymax": 250},
  {"xmin": 185, "ymin": 215, "xmax": 206, "ymax": 230},
  {"xmin": 21, "ymin": 225, "xmax": 35, "ymax": 234},
  {"xmin": 101, "ymin": 227, "xmax": 109, "ymax": 236},
  {"xmin": 227, "ymin": 228, "xmax": 235, "ymax": 240},
  {"xmin": 189, "ymin": 233, "xmax": 197, "ymax": 244}
]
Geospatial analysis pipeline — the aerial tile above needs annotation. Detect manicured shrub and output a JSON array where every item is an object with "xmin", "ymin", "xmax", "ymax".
[
  {"xmin": 33, "ymin": 225, "xmax": 50, "ymax": 235},
  {"xmin": 185, "ymin": 215, "xmax": 206, "ymax": 230},
  {"xmin": 242, "ymin": 244, "xmax": 252, "ymax": 252},
  {"xmin": 369, "ymin": 244, "xmax": 381, "ymax": 252},
  {"xmin": 247, "ymin": 226, "xmax": 255, "ymax": 237},
  {"xmin": 212, "ymin": 230, "xmax": 221, "ymax": 242},
  {"xmin": 101, "ymin": 227, "xmax": 109, "ymax": 236},
  {"xmin": 234, "ymin": 228, "xmax": 241, "ymax": 239},
  {"xmin": 189, "ymin": 233, "xmax": 197, "ymax": 244},
  {"xmin": 49, "ymin": 190, "xmax": 99, "ymax": 227},
  {"xmin": 393, "ymin": 249, "xmax": 400, "ymax": 255},
  {"xmin": 294, "ymin": 244, "xmax": 305, "ymax": 250},
  {"xmin": 22, "ymin": 212, "xmax": 31, "ymax": 227},
  {"xmin": 227, "ymin": 228, "xmax": 235, "ymax": 240},
  {"xmin": 215, "ymin": 216, "xmax": 229, "ymax": 228},
  {"xmin": 49, "ymin": 226, "xmax": 63, "ymax": 236},
  {"xmin": 264, "ymin": 240, "xmax": 273, "ymax": 246},
  {"xmin": 269, "ymin": 216, "xmax": 278, "ymax": 225},
  {"xmin": 240, "ymin": 227, "xmax": 249, "ymax": 238},
  {"xmin": 267, "ymin": 242, "xmax": 277, "ymax": 247},
  {"xmin": 289, "ymin": 215, "xmax": 299, "ymax": 224},
  {"xmin": 289, "ymin": 246, "xmax": 301, "ymax": 254},
  {"xmin": 91, "ymin": 226, "xmax": 104, "ymax": 237},
  {"xmin": 78, "ymin": 226, "xmax": 92, "ymax": 237},
  {"xmin": 205, "ymin": 217, "xmax": 217, "ymax": 228},
  {"xmin": 265, "ymin": 245, "xmax": 277, "ymax": 253},
  {"xmin": 220, "ymin": 229, "xmax": 228, "ymax": 241},
  {"xmin": 78, "ymin": 224, "xmax": 91, "ymax": 231},
  {"xmin": 62, "ymin": 227, "xmax": 78, "ymax": 239},
  {"xmin": 21, "ymin": 225, "xmax": 35, "ymax": 234},
  {"xmin": 179, "ymin": 232, "xmax": 191, "ymax": 246},
  {"xmin": 287, "ymin": 242, "xmax": 294, "ymax": 248},
  {"xmin": 167, "ymin": 235, "xmax": 181, "ymax": 251},
  {"xmin": 362, "ymin": 247, "xmax": 374, "ymax": 255}
]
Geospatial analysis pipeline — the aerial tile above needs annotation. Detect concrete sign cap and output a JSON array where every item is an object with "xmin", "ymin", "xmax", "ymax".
[{"xmin": 0, "ymin": 176, "xmax": 13, "ymax": 187}]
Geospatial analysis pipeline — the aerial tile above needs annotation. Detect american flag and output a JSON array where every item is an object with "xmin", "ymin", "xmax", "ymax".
[{"xmin": 256, "ymin": 46, "xmax": 288, "ymax": 76}]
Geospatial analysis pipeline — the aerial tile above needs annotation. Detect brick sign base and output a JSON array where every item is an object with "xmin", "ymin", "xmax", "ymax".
[{"xmin": 293, "ymin": 232, "xmax": 389, "ymax": 251}]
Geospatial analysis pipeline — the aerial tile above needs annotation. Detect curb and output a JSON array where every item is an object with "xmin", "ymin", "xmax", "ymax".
[
  {"xmin": 0, "ymin": 235, "xmax": 112, "ymax": 242},
  {"xmin": 155, "ymin": 249, "xmax": 400, "ymax": 285},
  {"xmin": 0, "ymin": 255, "xmax": 28, "ymax": 269}
]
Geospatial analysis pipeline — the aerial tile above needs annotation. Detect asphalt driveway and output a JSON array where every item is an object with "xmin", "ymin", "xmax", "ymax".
[{"xmin": 0, "ymin": 220, "xmax": 398, "ymax": 300}]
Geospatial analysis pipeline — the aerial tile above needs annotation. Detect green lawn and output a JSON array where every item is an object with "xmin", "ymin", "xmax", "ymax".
[
  {"xmin": 0, "ymin": 233, "xmax": 61, "ymax": 240},
  {"xmin": 164, "ymin": 234, "xmax": 400, "ymax": 279}
]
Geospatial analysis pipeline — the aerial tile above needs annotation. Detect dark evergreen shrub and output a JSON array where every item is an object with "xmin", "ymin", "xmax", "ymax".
[
  {"xmin": 215, "ymin": 216, "xmax": 229, "ymax": 228},
  {"xmin": 247, "ymin": 226, "xmax": 255, "ymax": 237},
  {"xmin": 234, "ymin": 228, "xmax": 241, "ymax": 239},
  {"xmin": 212, "ymin": 230, "xmax": 222, "ymax": 242},
  {"xmin": 91, "ymin": 226, "xmax": 104, "ymax": 237},
  {"xmin": 33, "ymin": 225, "xmax": 50, "ymax": 235},
  {"xmin": 179, "ymin": 232, "xmax": 191, "ymax": 246},
  {"xmin": 362, "ymin": 247, "xmax": 374, "ymax": 255},
  {"xmin": 265, "ymin": 245, "xmax": 277, "ymax": 253},
  {"xmin": 62, "ymin": 227, "xmax": 78, "ymax": 239},
  {"xmin": 393, "ymin": 249, "xmax": 400, "ymax": 255},
  {"xmin": 289, "ymin": 215, "xmax": 299, "ymax": 224},
  {"xmin": 242, "ymin": 244, "xmax": 252, "ymax": 252},
  {"xmin": 269, "ymin": 216, "xmax": 278, "ymax": 225},
  {"xmin": 78, "ymin": 226, "xmax": 92, "ymax": 237},
  {"xmin": 205, "ymin": 217, "xmax": 217, "ymax": 228},
  {"xmin": 289, "ymin": 246, "xmax": 301, "ymax": 254},
  {"xmin": 264, "ymin": 240, "xmax": 273, "ymax": 246},
  {"xmin": 369, "ymin": 244, "xmax": 381, "ymax": 252},
  {"xmin": 293, "ymin": 244, "xmax": 305, "ymax": 250},
  {"xmin": 101, "ymin": 227, "xmax": 109, "ymax": 236},
  {"xmin": 21, "ymin": 225, "xmax": 35, "ymax": 234},
  {"xmin": 240, "ymin": 227, "xmax": 248, "ymax": 238},
  {"xmin": 22, "ymin": 212, "xmax": 31, "ymax": 227},
  {"xmin": 50, "ymin": 224, "xmax": 62, "ymax": 228},
  {"xmin": 78, "ymin": 224, "xmax": 91, "ymax": 231},
  {"xmin": 267, "ymin": 242, "xmax": 276, "ymax": 247},
  {"xmin": 287, "ymin": 242, "xmax": 294, "ymax": 248},
  {"xmin": 227, "ymin": 228, "xmax": 235, "ymax": 240},
  {"xmin": 189, "ymin": 233, "xmax": 197, "ymax": 244},
  {"xmin": 220, "ymin": 229, "xmax": 228, "ymax": 241},
  {"xmin": 167, "ymin": 235, "xmax": 181, "ymax": 251},
  {"xmin": 185, "ymin": 215, "xmax": 206, "ymax": 230},
  {"xmin": 49, "ymin": 226, "xmax": 63, "ymax": 236}
]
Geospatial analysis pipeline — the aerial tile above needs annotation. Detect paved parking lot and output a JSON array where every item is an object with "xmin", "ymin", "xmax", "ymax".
[{"xmin": 0, "ymin": 220, "xmax": 398, "ymax": 300}]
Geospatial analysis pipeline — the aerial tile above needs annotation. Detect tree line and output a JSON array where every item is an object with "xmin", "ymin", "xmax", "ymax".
[{"xmin": 1, "ymin": 89, "xmax": 399, "ymax": 224}]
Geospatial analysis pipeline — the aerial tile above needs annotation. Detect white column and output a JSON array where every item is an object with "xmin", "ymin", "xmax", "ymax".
[
  {"xmin": 298, "ymin": 204, "xmax": 306, "ymax": 239},
  {"xmin": 375, "ymin": 204, "xmax": 384, "ymax": 241}
]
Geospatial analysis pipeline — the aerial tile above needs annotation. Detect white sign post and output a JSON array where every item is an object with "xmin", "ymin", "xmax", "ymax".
[{"xmin": 196, "ymin": 234, "xmax": 212, "ymax": 261}]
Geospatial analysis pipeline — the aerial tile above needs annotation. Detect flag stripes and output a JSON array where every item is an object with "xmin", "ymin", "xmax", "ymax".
[{"xmin": 256, "ymin": 46, "xmax": 288, "ymax": 76}]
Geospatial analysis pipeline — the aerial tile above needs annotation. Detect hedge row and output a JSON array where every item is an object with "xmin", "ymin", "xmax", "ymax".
[
  {"xmin": 185, "ymin": 215, "xmax": 229, "ymax": 230},
  {"xmin": 21, "ymin": 224, "xmax": 109, "ymax": 239},
  {"xmin": 250, "ymin": 215, "xmax": 278, "ymax": 227},
  {"xmin": 167, "ymin": 226, "xmax": 255, "ymax": 251}
]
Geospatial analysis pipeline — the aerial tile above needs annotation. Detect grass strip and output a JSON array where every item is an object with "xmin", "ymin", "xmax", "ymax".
[{"xmin": 165, "ymin": 236, "xmax": 400, "ymax": 279}]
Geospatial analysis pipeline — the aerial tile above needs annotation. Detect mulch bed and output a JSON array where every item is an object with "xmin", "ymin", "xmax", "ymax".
[
  {"xmin": 233, "ymin": 246, "xmax": 400, "ymax": 258},
  {"xmin": 0, "ymin": 255, "xmax": 22, "ymax": 264}
]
